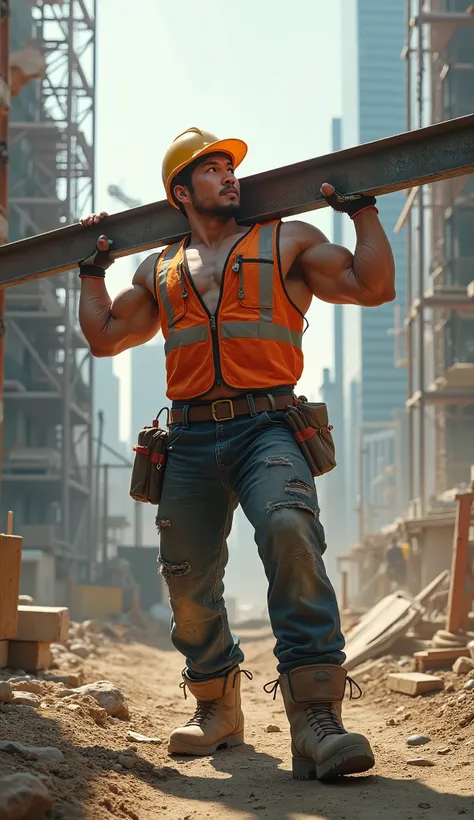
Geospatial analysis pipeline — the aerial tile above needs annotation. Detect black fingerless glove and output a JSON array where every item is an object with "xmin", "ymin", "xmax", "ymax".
[
  {"xmin": 78, "ymin": 241, "xmax": 115, "ymax": 279},
  {"xmin": 322, "ymin": 188, "xmax": 378, "ymax": 220}
]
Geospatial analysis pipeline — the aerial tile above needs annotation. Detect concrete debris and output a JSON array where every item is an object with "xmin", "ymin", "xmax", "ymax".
[
  {"xmin": 0, "ymin": 740, "xmax": 64, "ymax": 762},
  {"xmin": 387, "ymin": 672, "xmax": 443, "ymax": 697},
  {"xmin": 60, "ymin": 680, "xmax": 130, "ymax": 719},
  {"xmin": 453, "ymin": 657, "xmax": 474, "ymax": 676},
  {"xmin": 0, "ymin": 772, "xmax": 52, "ymax": 819}
]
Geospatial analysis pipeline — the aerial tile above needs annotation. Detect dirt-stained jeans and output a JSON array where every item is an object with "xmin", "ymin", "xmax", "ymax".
[{"xmin": 156, "ymin": 408, "xmax": 345, "ymax": 680}]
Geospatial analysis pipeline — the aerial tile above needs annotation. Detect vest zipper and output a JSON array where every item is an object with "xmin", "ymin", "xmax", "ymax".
[
  {"xmin": 182, "ymin": 227, "xmax": 255, "ymax": 389},
  {"xmin": 209, "ymin": 314, "xmax": 222, "ymax": 386}
]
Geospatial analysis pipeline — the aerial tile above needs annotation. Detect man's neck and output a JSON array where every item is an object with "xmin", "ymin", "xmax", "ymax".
[{"xmin": 187, "ymin": 215, "xmax": 244, "ymax": 248}]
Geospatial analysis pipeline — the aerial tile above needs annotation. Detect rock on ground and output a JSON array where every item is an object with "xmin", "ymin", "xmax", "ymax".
[
  {"xmin": 61, "ymin": 680, "xmax": 130, "ymax": 719},
  {"xmin": 0, "ymin": 682, "xmax": 12, "ymax": 704},
  {"xmin": 0, "ymin": 740, "xmax": 64, "ymax": 762},
  {"xmin": 0, "ymin": 772, "xmax": 52, "ymax": 819},
  {"xmin": 452, "ymin": 657, "xmax": 474, "ymax": 675},
  {"xmin": 10, "ymin": 693, "xmax": 41, "ymax": 708},
  {"xmin": 407, "ymin": 734, "xmax": 431, "ymax": 747}
]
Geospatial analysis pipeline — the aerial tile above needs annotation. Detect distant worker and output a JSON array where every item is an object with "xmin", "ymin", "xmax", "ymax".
[
  {"xmin": 386, "ymin": 536, "xmax": 407, "ymax": 590},
  {"xmin": 79, "ymin": 127, "xmax": 395, "ymax": 780}
]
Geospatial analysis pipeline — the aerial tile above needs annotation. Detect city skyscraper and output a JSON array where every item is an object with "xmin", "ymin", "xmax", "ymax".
[{"xmin": 341, "ymin": 0, "xmax": 408, "ymax": 541}]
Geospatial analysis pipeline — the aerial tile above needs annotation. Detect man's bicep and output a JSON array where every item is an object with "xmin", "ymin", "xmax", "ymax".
[{"xmin": 299, "ymin": 241, "xmax": 362, "ymax": 305}]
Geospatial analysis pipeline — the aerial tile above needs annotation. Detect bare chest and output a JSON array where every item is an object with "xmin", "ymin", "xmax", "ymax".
[{"xmin": 184, "ymin": 233, "xmax": 246, "ymax": 315}]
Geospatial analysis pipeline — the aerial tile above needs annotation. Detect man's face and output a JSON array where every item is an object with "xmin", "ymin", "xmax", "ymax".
[{"xmin": 183, "ymin": 152, "xmax": 241, "ymax": 218}]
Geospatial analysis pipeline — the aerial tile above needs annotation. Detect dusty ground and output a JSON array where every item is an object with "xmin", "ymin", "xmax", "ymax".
[{"xmin": 1, "ymin": 626, "xmax": 473, "ymax": 820}]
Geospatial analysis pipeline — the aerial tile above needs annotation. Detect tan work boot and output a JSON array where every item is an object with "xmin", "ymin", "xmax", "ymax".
[
  {"xmin": 168, "ymin": 667, "xmax": 251, "ymax": 756},
  {"xmin": 277, "ymin": 664, "xmax": 375, "ymax": 780}
]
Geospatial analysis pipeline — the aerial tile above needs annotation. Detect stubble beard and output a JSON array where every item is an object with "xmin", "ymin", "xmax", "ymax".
[{"xmin": 192, "ymin": 197, "xmax": 241, "ymax": 220}]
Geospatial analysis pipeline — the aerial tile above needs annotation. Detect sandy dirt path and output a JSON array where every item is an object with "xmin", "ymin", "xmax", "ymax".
[{"xmin": 1, "ymin": 629, "xmax": 473, "ymax": 819}]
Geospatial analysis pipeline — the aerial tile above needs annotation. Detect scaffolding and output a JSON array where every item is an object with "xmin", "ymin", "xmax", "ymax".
[
  {"xmin": 402, "ymin": 0, "xmax": 474, "ymax": 514},
  {"xmin": 3, "ymin": 0, "xmax": 96, "ymax": 582}
]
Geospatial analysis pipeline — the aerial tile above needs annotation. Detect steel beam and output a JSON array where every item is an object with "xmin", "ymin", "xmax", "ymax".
[{"xmin": 1, "ymin": 113, "xmax": 474, "ymax": 288}]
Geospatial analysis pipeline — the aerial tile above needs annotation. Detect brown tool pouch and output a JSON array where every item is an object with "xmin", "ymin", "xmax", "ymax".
[
  {"xmin": 283, "ymin": 397, "xmax": 336, "ymax": 477},
  {"xmin": 130, "ymin": 409, "xmax": 169, "ymax": 505}
]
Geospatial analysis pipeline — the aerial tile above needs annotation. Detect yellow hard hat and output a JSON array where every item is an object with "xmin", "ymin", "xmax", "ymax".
[{"xmin": 162, "ymin": 127, "xmax": 248, "ymax": 207}]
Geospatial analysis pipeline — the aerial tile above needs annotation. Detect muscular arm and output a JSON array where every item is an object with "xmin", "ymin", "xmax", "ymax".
[
  {"xmin": 79, "ymin": 253, "xmax": 161, "ymax": 357},
  {"xmin": 283, "ymin": 210, "xmax": 396, "ymax": 307}
]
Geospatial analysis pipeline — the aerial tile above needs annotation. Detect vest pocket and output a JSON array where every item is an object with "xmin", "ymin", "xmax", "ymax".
[{"xmin": 232, "ymin": 255, "xmax": 274, "ymax": 310}]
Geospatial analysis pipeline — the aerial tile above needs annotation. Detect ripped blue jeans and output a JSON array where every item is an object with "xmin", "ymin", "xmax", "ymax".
[{"xmin": 156, "ymin": 408, "xmax": 345, "ymax": 680}]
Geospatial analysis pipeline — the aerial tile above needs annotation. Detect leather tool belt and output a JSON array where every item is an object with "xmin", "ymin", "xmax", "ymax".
[
  {"xmin": 168, "ymin": 393, "xmax": 294, "ymax": 425},
  {"xmin": 130, "ymin": 394, "xmax": 337, "ymax": 506}
]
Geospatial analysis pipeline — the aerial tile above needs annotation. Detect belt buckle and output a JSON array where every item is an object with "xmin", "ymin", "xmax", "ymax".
[{"xmin": 211, "ymin": 399, "xmax": 235, "ymax": 422}]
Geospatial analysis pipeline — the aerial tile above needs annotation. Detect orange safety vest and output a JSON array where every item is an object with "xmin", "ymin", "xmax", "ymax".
[{"xmin": 155, "ymin": 221, "xmax": 305, "ymax": 400}]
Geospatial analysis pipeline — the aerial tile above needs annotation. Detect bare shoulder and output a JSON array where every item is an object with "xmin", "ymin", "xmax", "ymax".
[
  {"xmin": 279, "ymin": 220, "xmax": 329, "ymax": 277},
  {"xmin": 133, "ymin": 251, "xmax": 162, "ymax": 296}
]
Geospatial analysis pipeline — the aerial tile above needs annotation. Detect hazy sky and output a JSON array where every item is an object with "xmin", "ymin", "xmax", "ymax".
[{"xmin": 95, "ymin": 0, "xmax": 342, "ymax": 440}]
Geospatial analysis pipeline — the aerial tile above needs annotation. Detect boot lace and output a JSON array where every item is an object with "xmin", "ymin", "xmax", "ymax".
[
  {"xmin": 263, "ymin": 672, "xmax": 363, "ymax": 736},
  {"xmin": 306, "ymin": 704, "xmax": 345, "ymax": 737},
  {"xmin": 179, "ymin": 668, "xmax": 253, "ymax": 728}
]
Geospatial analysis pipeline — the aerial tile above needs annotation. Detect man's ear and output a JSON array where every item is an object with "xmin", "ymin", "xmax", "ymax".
[{"xmin": 173, "ymin": 184, "xmax": 190, "ymax": 206}]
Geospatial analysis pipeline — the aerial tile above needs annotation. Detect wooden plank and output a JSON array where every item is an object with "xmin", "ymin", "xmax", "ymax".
[
  {"xmin": 414, "ymin": 569, "xmax": 450, "ymax": 606},
  {"xmin": 414, "ymin": 646, "xmax": 470, "ymax": 672},
  {"xmin": 16, "ymin": 606, "xmax": 69, "ymax": 643},
  {"xmin": 7, "ymin": 641, "xmax": 52, "ymax": 672},
  {"xmin": 387, "ymin": 672, "xmax": 444, "ymax": 696},
  {"xmin": 0, "ymin": 640, "xmax": 8, "ymax": 668},
  {"xmin": 0, "ymin": 534, "xmax": 22, "ymax": 639},
  {"xmin": 446, "ymin": 493, "xmax": 474, "ymax": 633},
  {"xmin": 344, "ymin": 592, "xmax": 421, "ymax": 671}
]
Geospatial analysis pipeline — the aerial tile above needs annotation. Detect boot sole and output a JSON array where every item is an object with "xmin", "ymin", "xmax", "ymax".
[
  {"xmin": 168, "ymin": 730, "xmax": 244, "ymax": 757},
  {"xmin": 292, "ymin": 744, "xmax": 375, "ymax": 781}
]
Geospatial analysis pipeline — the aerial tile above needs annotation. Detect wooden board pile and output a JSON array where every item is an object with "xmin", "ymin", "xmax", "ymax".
[
  {"xmin": 0, "ymin": 533, "xmax": 69, "ymax": 672},
  {"xmin": 344, "ymin": 570, "xmax": 473, "ymax": 671}
]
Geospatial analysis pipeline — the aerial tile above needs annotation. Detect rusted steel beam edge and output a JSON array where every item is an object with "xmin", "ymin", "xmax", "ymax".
[{"xmin": 0, "ymin": 113, "xmax": 473, "ymax": 288}]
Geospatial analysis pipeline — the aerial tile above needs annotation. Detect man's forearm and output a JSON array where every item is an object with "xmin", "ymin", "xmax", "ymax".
[
  {"xmin": 79, "ymin": 278, "xmax": 114, "ymax": 354},
  {"xmin": 351, "ymin": 210, "xmax": 396, "ymax": 299}
]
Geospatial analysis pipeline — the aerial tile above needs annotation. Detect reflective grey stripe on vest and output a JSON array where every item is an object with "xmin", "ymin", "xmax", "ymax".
[
  {"xmin": 158, "ymin": 244, "xmax": 180, "ymax": 330},
  {"xmin": 258, "ymin": 223, "xmax": 274, "ymax": 323},
  {"xmin": 164, "ymin": 323, "xmax": 209, "ymax": 356},
  {"xmin": 220, "ymin": 321, "xmax": 302, "ymax": 348}
]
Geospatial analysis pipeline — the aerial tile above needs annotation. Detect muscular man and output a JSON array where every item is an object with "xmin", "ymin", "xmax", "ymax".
[{"xmin": 79, "ymin": 127, "xmax": 395, "ymax": 781}]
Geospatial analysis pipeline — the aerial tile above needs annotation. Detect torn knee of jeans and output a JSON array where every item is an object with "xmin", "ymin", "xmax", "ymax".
[
  {"xmin": 284, "ymin": 477, "xmax": 313, "ymax": 497},
  {"xmin": 264, "ymin": 456, "xmax": 294, "ymax": 468},
  {"xmin": 159, "ymin": 557, "xmax": 191, "ymax": 577},
  {"xmin": 265, "ymin": 499, "xmax": 317, "ymax": 516},
  {"xmin": 156, "ymin": 518, "xmax": 172, "ymax": 529}
]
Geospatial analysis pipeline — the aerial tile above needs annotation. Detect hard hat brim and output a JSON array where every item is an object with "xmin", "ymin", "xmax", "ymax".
[{"xmin": 166, "ymin": 137, "xmax": 248, "ymax": 207}]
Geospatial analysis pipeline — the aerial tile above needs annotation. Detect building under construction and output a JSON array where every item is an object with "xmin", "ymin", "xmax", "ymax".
[
  {"xmin": 3, "ymin": 0, "xmax": 96, "ymax": 600},
  {"xmin": 347, "ymin": 0, "xmax": 474, "ymax": 606}
]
